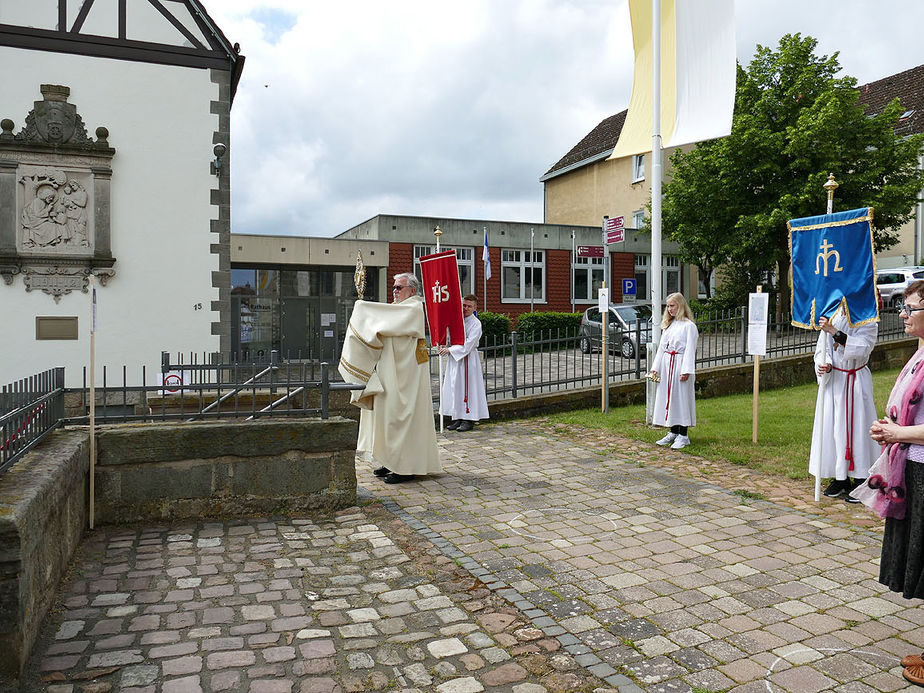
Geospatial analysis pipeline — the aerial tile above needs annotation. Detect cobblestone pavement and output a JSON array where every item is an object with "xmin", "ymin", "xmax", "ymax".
[{"xmin": 20, "ymin": 421, "xmax": 924, "ymax": 692}]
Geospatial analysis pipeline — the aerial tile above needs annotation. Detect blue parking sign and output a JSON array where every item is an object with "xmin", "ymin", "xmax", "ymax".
[{"xmin": 622, "ymin": 278, "xmax": 636, "ymax": 295}]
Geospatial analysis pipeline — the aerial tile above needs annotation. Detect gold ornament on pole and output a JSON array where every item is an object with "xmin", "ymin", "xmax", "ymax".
[
  {"xmin": 353, "ymin": 250, "xmax": 366, "ymax": 299},
  {"xmin": 823, "ymin": 173, "xmax": 839, "ymax": 214},
  {"xmin": 434, "ymin": 225, "xmax": 442, "ymax": 252}
]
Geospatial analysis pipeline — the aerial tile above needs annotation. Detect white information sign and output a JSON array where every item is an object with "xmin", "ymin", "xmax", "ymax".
[
  {"xmin": 598, "ymin": 288, "xmax": 608, "ymax": 313},
  {"xmin": 747, "ymin": 292, "xmax": 769, "ymax": 356}
]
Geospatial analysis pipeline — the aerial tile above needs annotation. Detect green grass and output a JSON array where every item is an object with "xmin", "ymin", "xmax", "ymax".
[{"xmin": 541, "ymin": 367, "xmax": 901, "ymax": 481}]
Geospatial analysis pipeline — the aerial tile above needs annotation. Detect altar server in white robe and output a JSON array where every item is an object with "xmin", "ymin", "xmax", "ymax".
[
  {"xmin": 439, "ymin": 294, "xmax": 489, "ymax": 432},
  {"xmin": 338, "ymin": 273, "xmax": 441, "ymax": 484},
  {"xmin": 810, "ymin": 305, "xmax": 878, "ymax": 501},
  {"xmin": 650, "ymin": 293, "xmax": 699, "ymax": 450}
]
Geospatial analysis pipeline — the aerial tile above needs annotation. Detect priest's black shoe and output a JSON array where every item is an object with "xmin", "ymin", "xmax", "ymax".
[
  {"xmin": 373, "ymin": 466, "xmax": 391, "ymax": 477},
  {"xmin": 446, "ymin": 419, "xmax": 461, "ymax": 430},
  {"xmin": 456, "ymin": 420, "xmax": 474, "ymax": 432},
  {"xmin": 384, "ymin": 473, "xmax": 413, "ymax": 484},
  {"xmin": 823, "ymin": 479, "xmax": 850, "ymax": 497}
]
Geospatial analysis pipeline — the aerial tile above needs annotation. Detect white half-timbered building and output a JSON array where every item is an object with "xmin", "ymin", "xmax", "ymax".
[{"xmin": 0, "ymin": 1, "xmax": 243, "ymax": 386}]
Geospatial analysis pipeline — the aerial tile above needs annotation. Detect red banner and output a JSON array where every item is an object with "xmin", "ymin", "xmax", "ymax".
[{"xmin": 419, "ymin": 250, "xmax": 464, "ymax": 346}]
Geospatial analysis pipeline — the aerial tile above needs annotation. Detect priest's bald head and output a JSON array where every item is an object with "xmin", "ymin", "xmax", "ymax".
[{"xmin": 392, "ymin": 272, "xmax": 419, "ymax": 303}]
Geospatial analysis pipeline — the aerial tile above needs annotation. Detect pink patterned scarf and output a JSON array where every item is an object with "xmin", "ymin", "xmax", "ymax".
[{"xmin": 851, "ymin": 346, "xmax": 924, "ymax": 519}]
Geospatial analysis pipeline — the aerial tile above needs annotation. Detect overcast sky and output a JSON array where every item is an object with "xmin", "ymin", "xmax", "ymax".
[{"xmin": 204, "ymin": 1, "xmax": 924, "ymax": 239}]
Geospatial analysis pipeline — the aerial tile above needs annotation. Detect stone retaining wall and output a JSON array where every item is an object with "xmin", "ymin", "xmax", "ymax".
[
  {"xmin": 94, "ymin": 418, "xmax": 358, "ymax": 524},
  {"xmin": 0, "ymin": 431, "xmax": 88, "ymax": 677},
  {"xmin": 0, "ymin": 417, "xmax": 357, "ymax": 676}
]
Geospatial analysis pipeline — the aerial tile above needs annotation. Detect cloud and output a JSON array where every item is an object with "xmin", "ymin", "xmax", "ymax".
[{"xmin": 204, "ymin": 0, "xmax": 924, "ymax": 238}]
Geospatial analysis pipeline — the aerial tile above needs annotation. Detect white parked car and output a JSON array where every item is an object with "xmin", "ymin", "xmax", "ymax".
[{"xmin": 876, "ymin": 267, "xmax": 924, "ymax": 307}]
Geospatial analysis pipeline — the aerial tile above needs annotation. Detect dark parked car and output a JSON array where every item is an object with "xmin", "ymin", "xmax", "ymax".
[{"xmin": 579, "ymin": 303, "xmax": 652, "ymax": 358}]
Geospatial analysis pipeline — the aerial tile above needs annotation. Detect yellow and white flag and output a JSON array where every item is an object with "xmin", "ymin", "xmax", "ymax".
[{"xmin": 609, "ymin": 0, "xmax": 736, "ymax": 160}]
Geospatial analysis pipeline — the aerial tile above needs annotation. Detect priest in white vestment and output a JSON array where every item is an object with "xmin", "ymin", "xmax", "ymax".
[
  {"xmin": 338, "ymin": 273, "xmax": 441, "ymax": 484},
  {"xmin": 810, "ymin": 305, "xmax": 878, "ymax": 500},
  {"xmin": 439, "ymin": 294, "xmax": 490, "ymax": 431}
]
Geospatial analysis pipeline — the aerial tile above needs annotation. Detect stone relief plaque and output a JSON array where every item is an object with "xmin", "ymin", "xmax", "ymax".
[
  {"xmin": 0, "ymin": 84, "xmax": 115, "ymax": 301},
  {"xmin": 19, "ymin": 166, "xmax": 93, "ymax": 255}
]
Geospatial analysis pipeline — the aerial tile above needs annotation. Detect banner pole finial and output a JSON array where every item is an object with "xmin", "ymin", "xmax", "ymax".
[{"xmin": 824, "ymin": 173, "xmax": 839, "ymax": 214}]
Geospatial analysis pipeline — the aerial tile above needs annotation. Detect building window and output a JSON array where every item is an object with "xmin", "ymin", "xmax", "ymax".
[
  {"xmin": 501, "ymin": 249, "xmax": 545, "ymax": 303},
  {"xmin": 664, "ymin": 255, "xmax": 680, "ymax": 295},
  {"xmin": 231, "ymin": 268, "xmax": 279, "ymax": 360},
  {"xmin": 414, "ymin": 246, "xmax": 473, "ymax": 296},
  {"xmin": 573, "ymin": 255, "xmax": 605, "ymax": 303},
  {"xmin": 632, "ymin": 154, "xmax": 645, "ymax": 182},
  {"xmin": 632, "ymin": 209, "xmax": 645, "ymax": 230},
  {"xmin": 697, "ymin": 270, "xmax": 715, "ymax": 299},
  {"xmin": 634, "ymin": 255, "xmax": 648, "ymax": 305},
  {"xmin": 634, "ymin": 254, "xmax": 681, "ymax": 303}
]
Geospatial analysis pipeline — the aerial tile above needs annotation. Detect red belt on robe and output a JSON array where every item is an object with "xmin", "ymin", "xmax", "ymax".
[
  {"xmin": 665, "ymin": 350, "xmax": 680, "ymax": 418},
  {"xmin": 830, "ymin": 362, "xmax": 868, "ymax": 470},
  {"xmin": 463, "ymin": 354, "xmax": 470, "ymax": 414}
]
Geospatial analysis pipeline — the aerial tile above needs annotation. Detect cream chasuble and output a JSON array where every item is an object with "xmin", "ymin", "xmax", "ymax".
[{"xmin": 339, "ymin": 297, "xmax": 441, "ymax": 475}]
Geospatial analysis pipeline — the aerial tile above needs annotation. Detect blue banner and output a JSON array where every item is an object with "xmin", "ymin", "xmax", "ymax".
[{"xmin": 789, "ymin": 207, "xmax": 878, "ymax": 329}]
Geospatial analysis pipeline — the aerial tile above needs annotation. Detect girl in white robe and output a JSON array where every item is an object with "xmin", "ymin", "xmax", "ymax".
[{"xmin": 650, "ymin": 293, "xmax": 699, "ymax": 449}]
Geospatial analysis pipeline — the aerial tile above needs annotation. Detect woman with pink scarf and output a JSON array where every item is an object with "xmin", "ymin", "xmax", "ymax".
[{"xmin": 855, "ymin": 280, "xmax": 924, "ymax": 686}]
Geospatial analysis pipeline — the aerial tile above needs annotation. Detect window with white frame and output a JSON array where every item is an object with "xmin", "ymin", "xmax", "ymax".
[
  {"xmin": 664, "ymin": 255, "xmax": 680, "ymax": 295},
  {"xmin": 501, "ymin": 249, "xmax": 545, "ymax": 302},
  {"xmin": 635, "ymin": 254, "xmax": 682, "ymax": 303},
  {"xmin": 413, "ymin": 246, "xmax": 473, "ymax": 296},
  {"xmin": 632, "ymin": 209, "xmax": 645, "ymax": 231},
  {"xmin": 632, "ymin": 154, "xmax": 645, "ymax": 182},
  {"xmin": 573, "ymin": 254, "xmax": 605, "ymax": 302},
  {"xmin": 634, "ymin": 255, "xmax": 648, "ymax": 304}
]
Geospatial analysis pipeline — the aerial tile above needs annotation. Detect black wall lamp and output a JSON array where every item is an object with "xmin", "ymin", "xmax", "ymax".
[{"xmin": 213, "ymin": 143, "xmax": 227, "ymax": 176}]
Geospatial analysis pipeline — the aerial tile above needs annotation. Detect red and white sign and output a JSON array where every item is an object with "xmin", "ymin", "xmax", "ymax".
[
  {"xmin": 603, "ymin": 216, "xmax": 625, "ymax": 244},
  {"xmin": 419, "ymin": 250, "xmax": 465, "ymax": 346},
  {"xmin": 577, "ymin": 245, "xmax": 604, "ymax": 258}
]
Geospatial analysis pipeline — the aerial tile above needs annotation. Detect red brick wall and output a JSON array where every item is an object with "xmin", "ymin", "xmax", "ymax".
[
  {"xmin": 387, "ymin": 243, "xmax": 414, "ymax": 289},
  {"xmin": 387, "ymin": 242, "xmax": 639, "ymax": 326},
  {"xmin": 612, "ymin": 252, "xmax": 635, "ymax": 302}
]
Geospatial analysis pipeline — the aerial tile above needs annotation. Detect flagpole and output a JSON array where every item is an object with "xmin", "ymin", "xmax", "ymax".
[
  {"xmin": 483, "ymin": 226, "xmax": 488, "ymax": 310},
  {"xmin": 88, "ymin": 274, "xmax": 96, "ymax": 530},
  {"xmin": 647, "ymin": 0, "xmax": 664, "ymax": 425},
  {"xmin": 530, "ymin": 228, "xmax": 535, "ymax": 313},
  {"xmin": 814, "ymin": 174, "xmax": 839, "ymax": 503},
  {"xmin": 434, "ymin": 226, "xmax": 444, "ymax": 434},
  {"xmin": 571, "ymin": 229, "xmax": 576, "ymax": 314}
]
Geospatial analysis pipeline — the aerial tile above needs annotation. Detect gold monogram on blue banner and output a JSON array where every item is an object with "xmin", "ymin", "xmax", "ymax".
[{"xmin": 788, "ymin": 207, "xmax": 878, "ymax": 329}]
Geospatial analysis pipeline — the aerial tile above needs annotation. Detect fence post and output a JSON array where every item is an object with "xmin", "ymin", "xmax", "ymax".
[
  {"xmin": 511, "ymin": 331, "xmax": 518, "ymax": 399},
  {"xmin": 320, "ymin": 362, "xmax": 329, "ymax": 420},
  {"xmin": 740, "ymin": 307, "xmax": 747, "ymax": 363},
  {"xmin": 635, "ymin": 320, "xmax": 642, "ymax": 379},
  {"xmin": 54, "ymin": 367, "xmax": 65, "ymax": 423},
  {"xmin": 161, "ymin": 351, "xmax": 170, "ymax": 373}
]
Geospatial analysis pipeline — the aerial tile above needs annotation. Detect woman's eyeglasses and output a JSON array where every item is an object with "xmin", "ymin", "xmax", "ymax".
[{"xmin": 898, "ymin": 303, "xmax": 924, "ymax": 315}]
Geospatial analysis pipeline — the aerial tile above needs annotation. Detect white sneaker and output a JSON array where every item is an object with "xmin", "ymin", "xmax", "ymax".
[
  {"xmin": 656, "ymin": 433, "xmax": 677, "ymax": 446},
  {"xmin": 670, "ymin": 435, "xmax": 691, "ymax": 450}
]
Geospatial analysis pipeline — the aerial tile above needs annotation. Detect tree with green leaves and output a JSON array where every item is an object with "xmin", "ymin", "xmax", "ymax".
[{"xmin": 661, "ymin": 33, "xmax": 924, "ymax": 313}]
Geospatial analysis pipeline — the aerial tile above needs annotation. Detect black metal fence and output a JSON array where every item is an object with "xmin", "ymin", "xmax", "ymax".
[
  {"xmin": 63, "ymin": 356, "xmax": 362, "ymax": 426},
  {"xmin": 0, "ymin": 306, "xmax": 909, "ymax": 474},
  {"xmin": 1, "ymin": 368, "xmax": 65, "ymax": 474},
  {"xmin": 431, "ymin": 307, "xmax": 909, "ymax": 401}
]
